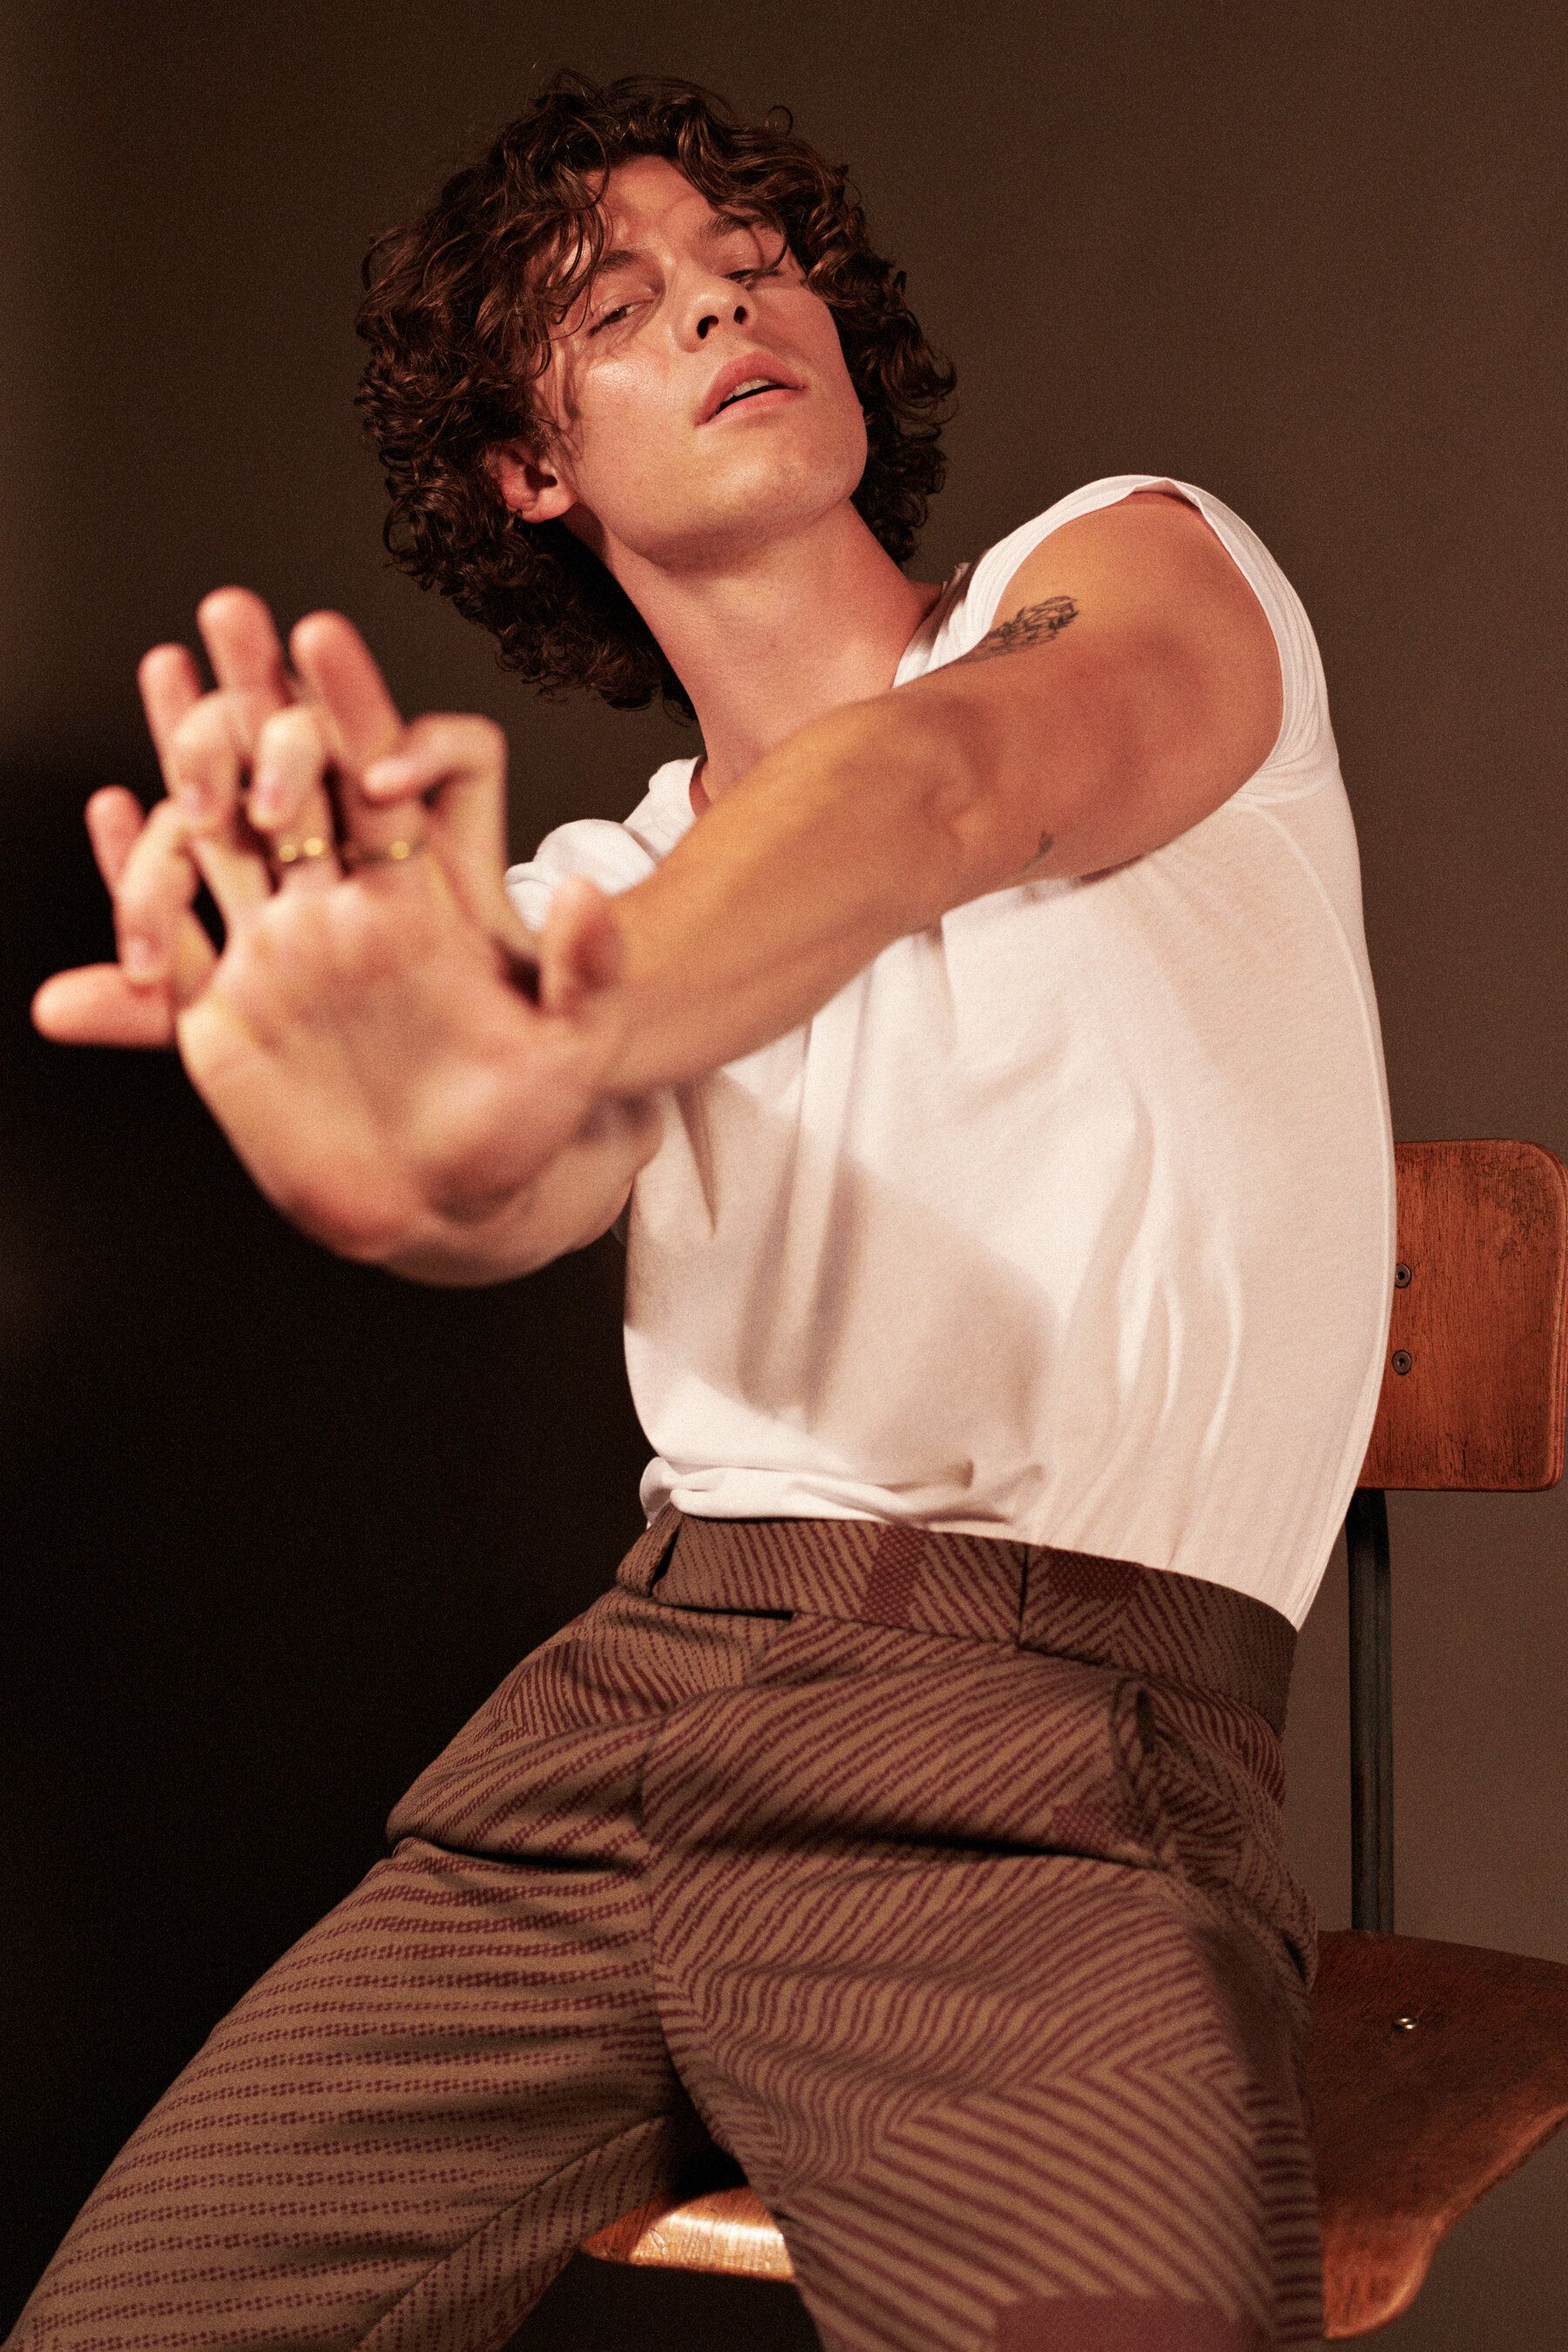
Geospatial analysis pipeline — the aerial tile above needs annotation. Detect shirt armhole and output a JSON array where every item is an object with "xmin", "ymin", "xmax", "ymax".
[{"xmin": 1128, "ymin": 478, "xmax": 1333, "ymax": 803}]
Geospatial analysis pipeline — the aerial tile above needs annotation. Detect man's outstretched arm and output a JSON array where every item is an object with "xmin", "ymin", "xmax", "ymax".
[
  {"xmin": 572, "ymin": 490, "xmax": 1281, "ymax": 1095},
  {"xmin": 35, "ymin": 492, "xmax": 1278, "ymax": 1288}
]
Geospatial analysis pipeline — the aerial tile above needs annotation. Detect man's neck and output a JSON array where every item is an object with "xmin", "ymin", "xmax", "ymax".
[{"xmin": 589, "ymin": 503, "xmax": 947, "ymax": 808}]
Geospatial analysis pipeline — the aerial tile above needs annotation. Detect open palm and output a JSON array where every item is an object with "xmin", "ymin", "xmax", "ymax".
[{"xmin": 32, "ymin": 588, "xmax": 645, "ymax": 1260}]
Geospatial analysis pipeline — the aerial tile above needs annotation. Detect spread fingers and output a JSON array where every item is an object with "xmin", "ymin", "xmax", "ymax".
[
  {"xmin": 359, "ymin": 712, "xmax": 513, "ymax": 926},
  {"xmin": 247, "ymin": 704, "xmax": 342, "ymax": 889},
  {"xmin": 112, "ymin": 794, "xmax": 262, "ymax": 993},
  {"xmin": 85, "ymin": 785, "xmax": 157, "ymax": 894}
]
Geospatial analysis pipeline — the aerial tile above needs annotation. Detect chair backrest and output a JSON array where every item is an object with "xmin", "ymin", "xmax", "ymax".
[
  {"xmin": 1323, "ymin": 1145, "xmax": 1568, "ymax": 2328},
  {"xmin": 1342, "ymin": 1138, "xmax": 1568, "ymax": 1936},
  {"xmin": 1356, "ymin": 1138, "xmax": 1568, "ymax": 1492}
]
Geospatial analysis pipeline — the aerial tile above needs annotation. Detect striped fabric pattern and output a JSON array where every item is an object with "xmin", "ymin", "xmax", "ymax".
[{"xmin": 8, "ymin": 1510, "xmax": 1321, "ymax": 2350}]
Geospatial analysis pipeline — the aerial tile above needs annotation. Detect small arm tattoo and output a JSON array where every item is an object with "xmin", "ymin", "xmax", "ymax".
[
  {"xmin": 953, "ymin": 594, "xmax": 1079, "ymax": 666},
  {"xmin": 951, "ymin": 596, "xmax": 1078, "ymax": 877}
]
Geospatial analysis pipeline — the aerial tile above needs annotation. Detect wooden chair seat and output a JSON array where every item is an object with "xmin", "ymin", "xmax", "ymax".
[
  {"xmin": 582, "ymin": 1929, "xmax": 1568, "ymax": 2335},
  {"xmin": 583, "ymin": 2173, "xmax": 794, "ymax": 2284},
  {"xmin": 1306, "ymin": 1929, "xmax": 1568, "ymax": 2335}
]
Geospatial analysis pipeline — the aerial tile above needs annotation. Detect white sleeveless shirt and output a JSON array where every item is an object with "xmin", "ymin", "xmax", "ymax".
[{"xmin": 504, "ymin": 474, "xmax": 1396, "ymax": 1630}]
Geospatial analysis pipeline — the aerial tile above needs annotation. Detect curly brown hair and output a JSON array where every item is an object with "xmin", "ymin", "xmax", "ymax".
[{"xmin": 353, "ymin": 68, "xmax": 957, "ymax": 726}]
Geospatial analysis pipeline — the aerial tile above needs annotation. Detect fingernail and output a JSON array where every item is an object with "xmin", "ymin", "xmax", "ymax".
[
  {"xmin": 249, "ymin": 767, "xmax": 285, "ymax": 821},
  {"xmin": 363, "ymin": 755, "xmax": 417, "ymax": 793},
  {"xmin": 122, "ymin": 936, "xmax": 163, "ymax": 978}
]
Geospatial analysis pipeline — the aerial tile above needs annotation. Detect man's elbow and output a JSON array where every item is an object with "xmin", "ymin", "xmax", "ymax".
[{"xmin": 906, "ymin": 646, "xmax": 1153, "ymax": 902}]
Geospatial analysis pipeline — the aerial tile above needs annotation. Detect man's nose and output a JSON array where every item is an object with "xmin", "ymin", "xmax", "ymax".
[{"xmin": 680, "ymin": 275, "xmax": 750, "ymax": 343}]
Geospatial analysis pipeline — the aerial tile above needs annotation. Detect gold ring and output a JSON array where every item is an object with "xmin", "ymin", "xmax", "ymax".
[
  {"xmin": 342, "ymin": 837, "xmax": 426, "ymax": 868},
  {"xmin": 275, "ymin": 834, "xmax": 333, "ymax": 865}
]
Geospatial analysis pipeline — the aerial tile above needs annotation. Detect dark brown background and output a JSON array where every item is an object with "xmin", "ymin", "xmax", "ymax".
[{"xmin": 3, "ymin": 2, "xmax": 1565, "ymax": 2343}]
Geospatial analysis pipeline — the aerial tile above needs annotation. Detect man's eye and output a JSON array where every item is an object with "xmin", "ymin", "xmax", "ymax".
[{"xmin": 590, "ymin": 263, "xmax": 784, "ymax": 336}]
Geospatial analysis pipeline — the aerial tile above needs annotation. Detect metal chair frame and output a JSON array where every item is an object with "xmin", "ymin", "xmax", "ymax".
[{"xmin": 1346, "ymin": 1484, "xmax": 1394, "ymax": 1935}]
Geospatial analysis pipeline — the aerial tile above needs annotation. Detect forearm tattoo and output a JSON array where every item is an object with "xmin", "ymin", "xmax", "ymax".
[{"xmin": 949, "ymin": 594, "xmax": 1079, "ymax": 878}]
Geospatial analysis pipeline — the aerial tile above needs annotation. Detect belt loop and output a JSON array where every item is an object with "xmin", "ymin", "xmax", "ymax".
[
  {"xmin": 859, "ymin": 1524, "xmax": 926, "ymax": 1628},
  {"xmin": 615, "ymin": 1504, "xmax": 683, "ymax": 1596}
]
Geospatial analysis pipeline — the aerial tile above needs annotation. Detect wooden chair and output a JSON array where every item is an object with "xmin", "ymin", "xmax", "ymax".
[{"xmin": 583, "ymin": 1138, "xmax": 1568, "ymax": 2337}]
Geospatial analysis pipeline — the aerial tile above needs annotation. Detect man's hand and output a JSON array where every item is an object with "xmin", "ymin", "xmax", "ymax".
[{"xmin": 32, "ymin": 589, "xmax": 659, "ymax": 1271}]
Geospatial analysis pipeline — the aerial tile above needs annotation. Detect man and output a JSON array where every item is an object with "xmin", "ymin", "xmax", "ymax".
[{"xmin": 14, "ymin": 65, "xmax": 1394, "ymax": 2352}]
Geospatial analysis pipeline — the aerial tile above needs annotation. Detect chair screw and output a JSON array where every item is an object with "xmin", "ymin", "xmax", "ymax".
[
  {"xmin": 1395, "ymin": 1261, "xmax": 1411, "ymax": 1288},
  {"xmin": 1391, "ymin": 1349, "xmax": 1412, "ymax": 1375}
]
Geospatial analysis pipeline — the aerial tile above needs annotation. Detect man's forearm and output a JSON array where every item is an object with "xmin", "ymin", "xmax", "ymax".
[
  {"xmin": 604, "ymin": 687, "xmax": 1021, "ymax": 1095},
  {"xmin": 376, "ymin": 1093, "xmax": 661, "ymax": 1287}
]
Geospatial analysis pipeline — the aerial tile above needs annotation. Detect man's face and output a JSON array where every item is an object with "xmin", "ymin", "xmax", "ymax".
[{"xmin": 518, "ymin": 154, "xmax": 868, "ymax": 572}]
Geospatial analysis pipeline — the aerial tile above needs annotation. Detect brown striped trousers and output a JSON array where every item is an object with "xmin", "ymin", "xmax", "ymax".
[{"xmin": 8, "ymin": 1508, "xmax": 1324, "ymax": 2350}]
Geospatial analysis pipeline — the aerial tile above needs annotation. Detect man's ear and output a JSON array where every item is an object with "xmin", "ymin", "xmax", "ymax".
[{"xmin": 487, "ymin": 438, "xmax": 578, "ymax": 527}]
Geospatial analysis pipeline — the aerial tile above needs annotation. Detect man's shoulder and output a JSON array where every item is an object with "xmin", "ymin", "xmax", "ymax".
[{"xmin": 957, "ymin": 476, "xmax": 1188, "ymax": 629}]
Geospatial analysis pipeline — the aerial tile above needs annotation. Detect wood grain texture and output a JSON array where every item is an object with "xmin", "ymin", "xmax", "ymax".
[
  {"xmin": 580, "ymin": 2182, "xmax": 796, "ymax": 2280},
  {"xmin": 1309, "ymin": 1930, "xmax": 1568, "ymax": 2338},
  {"xmin": 1356, "ymin": 1139, "xmax": 1568, "ymax": 1491}
]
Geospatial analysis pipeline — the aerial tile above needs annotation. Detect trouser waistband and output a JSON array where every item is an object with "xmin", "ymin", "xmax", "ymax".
[{"xmin": 616, "ymin": 1506, "xmax": 1296, "ymax": 1736}]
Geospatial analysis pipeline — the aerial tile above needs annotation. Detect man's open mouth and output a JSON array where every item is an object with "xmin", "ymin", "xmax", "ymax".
[
  {"xmin": 698, "ymin": 356, "xmax": 805, "ymax": 424},
  {"xmin": 718, "ymin": 378, "xmax": 786, "ymax": 410}
]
